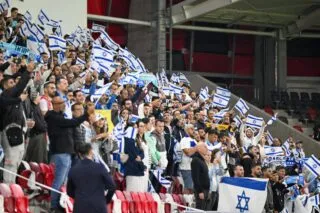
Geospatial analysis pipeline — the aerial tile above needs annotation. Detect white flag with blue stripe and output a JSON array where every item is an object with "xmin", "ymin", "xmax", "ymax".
[
  {"xmin": 19, "ymin": 22, "xmax": 31, "ymax": 38},
  {"xmin": 99, "ymin": 30, "xmax": 119, "ymax": 51},
  {"xmin": 235, "ymin": 98, "xmax": 249, "ymax": 116},
  {"xmin": 124, "ymin": 126, "xmax": 138, "ymax": 140},
  {"xmin": 264, "ymin": 146, "xmax": 284, "ymax": 156},
  {"xmin": 214, "ymin": 108, "xmax": 229, "ymax": 121},
  {"xmin": 169, "ymin": 83, "xmax": 183, "ymax": 95},
  {"xmin": 49, "ymin": 35, "xmax": 66, "ymax": 52},
  {"xmin": 27, "ymin": 37, "xmax": 50, "ymax": 57},
  {"xmin": 76, "ymin": 57, "xmax": 86, "ymax": 67},
  {"xmin": 38, "ymin": 9, "xmax": 50, "ymax": 26},
  {"xmin": 266, "ymin": 131, "xmax": 273, "ymax": 145},
  {"xmin": 170, "ymin": 73, "xmax": 180, "ymax": 84},
  {"xmin": 153, "ymin": 169, "xmax": 171, "ymax": 189},
  {"xmin": 267, "ymin": 113, "xmax": 278, "ymax": 126},
  {"xmin": 178, "ymin": 72, "xmax": 190, "ymax": 85},
  {"xmin": 218, "ymin": 177, "xmax": 268, "ymax": 213},
  {"xmin": 162, "ymin": 86, "xmax": 173, "ymax": 96},
  {"xmin": 24, "ymin": 11, "xmax": 32, "ymax": 22},
  {"xmin": 282, "ymin": 139, "xmax": 290, "ymax": 156},
  {"xmin": 0, "ymin": 0, "xmax": 11, "ymax": 13},
  {"xmin": 304, "ymin": 155, "xmax": 320, "ymax": 177},
  {"xmin": 216, "ymin": 87, "xmax": 231, "ymax": 97},
  {"xmin": 213, "ymin": 94, "xmax": 230, "ymax": 108},
  {"xmin": 199, "ymin": 87, "xmax": 209, "ymax": 101},
  {"xmin": 91, "ymin": 23, "xmax": 105, "ymax": 33},
  {"xmin": 233, "ymin": 115, "xmax": 242, "ymax": 127},
  {"xmin": 93, "ymin": 44, "xmax": 114, "ymax": 67},
  {"xmin": 119, "ymin": 47, "xmax": 145, "ymax": 72},
  {"xmin": 67, "ymin": 37, "xmax": 81, "ymax": 48},
  {"xmin": 246, "ymin": 114, "xmax": 264, "ymax": 129}
]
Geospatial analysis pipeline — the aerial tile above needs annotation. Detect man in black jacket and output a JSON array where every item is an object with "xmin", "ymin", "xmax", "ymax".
[
  {"xmin": 191, "ymin": 142, "xmax": 210, "ymax": 210},
  {"xmin": 0, "ymin": 61, "xmax": 34, "ymax": 183},
  {"xmin": 45, "ymin": 96, "xmax": 90, "ymax": 212}
]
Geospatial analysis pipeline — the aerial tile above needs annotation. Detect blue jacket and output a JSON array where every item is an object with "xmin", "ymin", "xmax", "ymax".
[
  {"xmin": 67, "ymin": 158, "xmax": 116, "ymax": 213},
  {"xmin": 124, "ymin": 137, "xmax": 145, "ymax": 177}
]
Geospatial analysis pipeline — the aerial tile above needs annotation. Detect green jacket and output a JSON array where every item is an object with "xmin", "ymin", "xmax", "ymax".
[{"xmin": 144, "ymin": 131, "xmax": 161, "ymax": 166}]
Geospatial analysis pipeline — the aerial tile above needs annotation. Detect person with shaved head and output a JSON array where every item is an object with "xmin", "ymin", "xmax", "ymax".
[{"xmin": 191, "ymin": 142, "xmax": 210, "ymax": 210}]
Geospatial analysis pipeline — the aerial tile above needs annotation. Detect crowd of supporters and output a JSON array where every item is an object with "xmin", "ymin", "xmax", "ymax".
[{"xmin": 0, "ymin": 4, "xmax": 318, "ymax": 213}]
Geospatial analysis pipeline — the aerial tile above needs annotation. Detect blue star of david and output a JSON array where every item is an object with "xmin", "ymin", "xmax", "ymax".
[
  {"xmin": 271, "ymin": 148, "xmax": 275, "ymax": 152},
  {"xmin": 253, "ymin": 120, "xmax": 256, "ymax": 124},
  {"xmin": 313, "ymin": 164, "xmax": 318, "ymax": 169},
  {"xmin": 236, "ymin": 191, "xmax": 250, "ymax": 212}
]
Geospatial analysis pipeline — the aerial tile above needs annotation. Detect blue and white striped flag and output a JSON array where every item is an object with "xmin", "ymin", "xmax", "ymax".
[
  {"xmin": 282, "ymin": 139, "xmax": 290, "ymax": 156},
  {"xmin": 214, "ymin": 108, "xmax": 229, "ymax": 121},
  {"xmin": 124, "ymin": 126, "xmax": 138, "ymax": 140},
  {"xmin": 129, "ymin": 114, "xmax": 140, "ymax": 123},
  {"xmin": 19, "ymin": 22, "xmax": 31, "ymax": 37},
  {"xmin": 119, "ymin": 47, "xmax": 145, "ymax": 72},
  {"xmin": 264, "ymin": 146, "xmax": 284, "ymax": 156},
  {"xmin": 48, "ymin": 35, "xmax": 66, "ymax": 52},
  {"xmin": 304, "ymin": 155, "xmax": 320, "ymax": 177},
  {"xmin": 47, "ymin": 19, "xmax": 62, "ymax": 28},
  {"xmin": 199, "ymin": 87, "xmax": 209, "ymax": 101},
  {"xmin": 266, "ymin": 131, "xmax": 273, "ymax": 145},
  {"xmin": 99, "ymin": 30, "xmax": 119, "ymax": 51},
  {"xmin": 235, "ymin": 98, "xmax": 250, "ymax": 116},
  {"xmin": 169, "ymin": 83, "xmax": 183, "ymax": 94},
  {"xmin": 0, "ymin": 0, "xmax": 11, "ymax": 13},
  {"xmin": 92, "ymin": 82, "xmax": 113, "ymax": 104},
  {"xmin": 233, "ymin": 115, "xmax": 242, "ymax": 127},
  {"xmin": 162, "ymin": 86, "xmax": 173, "ymax": 96},
  {"xmin": 26, "ymin": 22, "xmax": 45, "ymax": 42},
  {"xmin": 27, "ymin": 37, "xmax": 50, "ymax": 57},
  {"xmin": 170, "ymin": 73, "xmax": 180, "ymax": 84},
  {"xmin": 178, "ymin": 72, "xmax": 190, "ymax": 85},
  {"xmin": 38, "ymin": 9, "xmax": 50, "ymax": 26},
  {"xmin": 267, "ymin": 113, "xmax": 278, "ymax": 125},
  {"xmin": 67, "ymin": 37, "xmax": 81, "ymax": 48},
  {"xmin": 91, "ymin": 23, "xmax": 105, "ymax": 33},
  {"xmin": 216, "ymin": 87, "xmax": 231, "ymax": 97},
  {"xmin": 24, "ymin": 10, "xmax": 32, "ymax": 22},
  {"xmin": 246, "ymin": 114, "xmax": 264, "ymax": 129},
  {"xmin": 93, "ymin": 44, "xmax": 114, "ymax": 67},
  {"xmin": 213, "ymin": 94, "xmax": 230, "ymax": 108},
  {"xmin": 153, "ymin": 169, "xmax": 171, "ymax": 189},
  {"xmin": 76, "ymin": 57, "xmax": 86, "ymax": 68}
]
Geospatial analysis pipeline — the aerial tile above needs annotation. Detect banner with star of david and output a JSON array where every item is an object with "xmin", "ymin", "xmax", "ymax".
[{"xmin": 218, "ymin": 177, "xmax": 268, "ymax": 213}]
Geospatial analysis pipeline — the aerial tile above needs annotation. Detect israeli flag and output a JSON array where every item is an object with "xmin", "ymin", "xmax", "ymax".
[
  {"xmin": 27, "ymin": 37, "xmax": 50, "ymax": 57},
  {"xmin": 24, "ymin": 10, "xmax": 32, "ymax": 22},
  {"xmin": 199, "ymin": 87, "xmax": 209, "ymax": 101},
  {"xmin": 92, "ymin": 44, "xmax": 114, "ymax": 66},
  {"xmin": 214, "ymin": 107, "xmax": 229, "ymax": 121},
  {"xmin": 216, "ymin": 87, "xmax": 231, "ymax": 97},
  {"xmin": 235, "ymin": 98, "xmax": 249, "ymax": 116},
  {"xmin": 38, "ymin": 9, "xmax": 50, "ymax": 26},
  {"xmin": 170, "ymin": 73, "xmax": 180, "ymax": 84},
  {"xmin": 218, "ymin": 177, "xmax": 268, "ymax": 213},
  {"xmin": 267, "ymin": 113, "xmax": 278, "ymax": 125},
  {"xmin": 0, "ymin": 0, "xmax": 11, "ymax": 13},
  {"xmin": 92, "ymin": 23, "xmax": 105, "ymax": 33},
  {"xmin": 178, "ymin": 72, "xmax": 190, "ymax": 85},
  {"xmin": 282, "ymin": 139, "xmax": 290, "ymax": 156},
  {"xmin": 304, "ymin": 155, "xmax": 320, "ymax": 177},
  {"xmin": 48, "ymin": 35, "xmax": 66, "ymax": 52},
  {"xmin": 246, "ymin": 114, "xmax": 264, "ymax": 129},
  {"xmin": 19, "ymin": 22, "xmax": 31, "ymax": 37},
  {"xmin": 153, "ymin": 169, "xmax": 171, "ymax": 189},
  {"xmin": 264, "ymin": 146, "xmax": 284, "ymax": 156},
  {"xmin": 119, "ymin": 48, "xmax": 143, "ymax": 72},
  {"xmin": 233, "ymin": 115, "xmax": 242, "ymax": 127},
  {"xmin": 28, "ymin": 23, "xmax": 45, "ymax": 42},
  {"xmin": 169, "ymin": 83, "xmax": 183, "ymax": 94},
  {"xmin": 67, "ymin": 37, "xmax": 81, "ymax": 48},
  {"xmin": 48, "ymin": 19, "xmax": 62, "ymax": 28},
  {"xmin": 92, "ymin": 82, "xmax": 113, "ymax": 104},
  {"xmin": 99, "ymin": 30, "xmax": 119, "ymax": 51},
  {"xmin": 162, "ymin": 86, "xmax": 173, "ymax": 96},
  {"xmin": 213, "ymin": 94, "xmax": 230, "ymax": 108},
  {"xmin": 266, "ymin": 131, "xmax": 273, "ymax": 145},
  {"xmin": 76, "ymin": 57, "xmax": 85, "ymax": 66},
  {"xmin": 124, "ymin": 126, "xmax": 138, "ymax": 140}
]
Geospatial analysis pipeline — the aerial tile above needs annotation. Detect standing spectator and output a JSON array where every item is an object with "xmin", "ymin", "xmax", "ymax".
[
  {"xmin": 45, "ymin": 96, "xmax": 90, "ymax": 211},
  {"xmin": 191, "ymin": 142, "xmax": 210, "ymax": 210},
  {"xmin": 24, "ymin": 92, "xmax": 48, "ymax": 163},
  {"xmin": 271, "ymin": 171, "xmax": 287, "ymax": 213},
  {"xmin": 262, "ymin": 166, "xmax": 274, "ymax": 213},
  {"xmin": 123, "ymin": 125, "xmax": 146, "ymax": 192},
  {"xmin": 233, "ymin": 164, "xmax": 244, "ymax": 177},
  {"xmin": 71, "ymin": 103, "xmax": 86, "ymax": 164},
  {"xmin": 180, "ymin": 124, "xmax": 197, "ymax": 194},
  {"xmin": 56, "ymin": 77, "xmax": 72, "ymax": 118},
  {"xmin": 249, "ymin": 163, "xmax": 262, "ymax": 178},
  {"xmin": 67, "ymin": 143, "xmax": 115, "ymax": 213},
  {"xmin": 239, "ymin": 122, "xmax": 265, "ymax": 149},
  {"xmin": 39, "ymin": 82, "xmax": 56, "ymax": 115},
  {"xmin": 0, "ymin": 61, "xmax": 34, "ymax": 183},
  {"xmin": 206, "ymin": 129, "xmax": 219, "ymax": 151}
]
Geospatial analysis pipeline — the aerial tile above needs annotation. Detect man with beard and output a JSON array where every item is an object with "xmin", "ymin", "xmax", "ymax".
[{"xmin": 39, "ymin": 82, "xmax": 56, "ymax": 115}]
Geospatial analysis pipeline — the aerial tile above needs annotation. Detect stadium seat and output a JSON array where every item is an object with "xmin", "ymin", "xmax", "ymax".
[
  {"xmin": 264, "ymin": 106, "xmax": 274, "ymax": 116},
  {"xmin": 311, "ymin": 92, "xmax": 320, "ymax": 108},
  {"xmin": 144, "ymin": 192, "xmax": 158, "ymax": 213},
  {"xmin": 280, "ymin": 91, "xmax": 290, "ymax": 109},
  {"xmin": 39, "ymin": 163, "xmax": 54, "ymax": 187},
  {"xmin": 151, "ymin": 193, "xmax": 164, "ymax": 213},
  {"xmin": 0, "ymin": 183, "xmax": 14, "ymax": 213},
  {"xmin": 159, "ymin": 193, "xmax": 171, "ymax": 213},
  {"xmin": 123, "ymin": 191, "xmax": 141, "ymax": 213},
  {"xmin": 172, "ymin": 194, "xmax": 185, "ymax": 211},
  {"xmin": 300, "ymin": 92, "xmax": 311, "ymax": 106},
  {"xmin": 307, "ymin": 108, "xmax": 318, "ymax": 122},
  {"xmin": 131, "ymin": 192, "xmax": 144, "ymax": 213},
  {"xmin": 28, "ymin": 162, "xmax": 41, "ymax": 173},
  {"xmin": 115, "ymin": 190, "xmax": 129, "ymax": 213},
  {"xmin": 293, "ymin": 125, "xmax": 304, "ymax": 133},
  {"xmin": 10, "ymin": 184, "xmax": 30, "ymax": 213},
  {"xmin": 270, "ymin": 90, "xmax": 280, "ymax": 108},
  {"xmin": 290, "ymin": 92, "xmax": 300, "ymax": 111}
]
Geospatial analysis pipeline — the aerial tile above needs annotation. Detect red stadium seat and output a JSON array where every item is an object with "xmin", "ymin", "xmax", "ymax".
[
  {"xmin": 10, "ymin": 184, "xmax": 29, "ymax": 213},
  {"xmin": 130, "ymin": 192, "xmax": 143, "ymax": 213},
  {"xmin": 159, "ymin": 193, "xmax": 171, "ymax": 213},
  {"xmin": 144, "ymin": 192, "xmax": 158, "ymax": 213},
  {"xmin": 307, "ymin": 108, "xmax": 318, "ymax": 121},
  {"xmin": 28, "ymin": 162, "xmax": 40, "ymax": 173},
  {"xmin": 0, "ymin": 183, "xmax": 14, "ymax": 213},
  {"xmin": 123, "ymin": 191, "xmax": 137, "ymax": 213},
  {"xmin": 39, "ymin": 163, "xmax": 54, "ymax": 187},
  {"xmin": 115, "ymin": 190, "xmax": 129, "ymax": 213},
  {"xmin": 264, "ymin": 106, "xmax": 274, "ymax": 116},
  {"xmin": 293, "ymin": 125, "xmax": 304, "ymax": 133},
  {"xmin": 60, "ymin": 186, "xmax": 73, "ymax": 213},
  {"xmin": 17, "ymin": 170, "xmax": 32, "ymax": 190},
  {"xmin": 172, "ymin": 194, "xmax": 185, "ymax": 211}
]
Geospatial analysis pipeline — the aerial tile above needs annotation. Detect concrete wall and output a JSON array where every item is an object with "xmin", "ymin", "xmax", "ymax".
[
  {"xmin": 185, "ymin": 73, "xmax": 320, "ymax": 157},
  {"xmin": 12, "ymin": 0, "xmax": 87, "ymax": 35}
]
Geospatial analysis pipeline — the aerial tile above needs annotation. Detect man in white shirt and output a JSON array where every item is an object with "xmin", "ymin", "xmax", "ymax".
[
  {"xmin": 39, "ymin": 82, "xmax": 56, "ymax": 115},
  {"xmin": 180, "ymin": 124, "xmax": 197, "ymax": 194}
]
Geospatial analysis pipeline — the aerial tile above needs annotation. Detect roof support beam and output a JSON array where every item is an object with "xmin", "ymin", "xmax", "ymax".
[
  {"xmin": 171, "ymin": 0, "xmax": 233, "ymax": 25},
  {"xmin": 286, "ymin": 8, "xmax": 320, "ymax": 35}
]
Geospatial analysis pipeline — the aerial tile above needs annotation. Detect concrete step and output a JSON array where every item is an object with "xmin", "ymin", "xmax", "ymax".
[
  {"xmin": 302, "ymin": 127, "xmax": 314, "ymax": 137},
  {"xmin": 287, "ymin": 118, "xmax": 302, "ymax": 126}
]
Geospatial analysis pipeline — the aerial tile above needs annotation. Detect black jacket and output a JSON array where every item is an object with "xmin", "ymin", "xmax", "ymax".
[
  {"xmin": 26, "ymin": 101, "xmax": 47, "ymax": 137},
  {"xmin": 45, "ymin": 110, "xmax": 87, "ymax": 154},
  {"xmin": 67, "ymin": 158, "xmax": 116, "ymax": 213},
  {"xmin": 191, "ymin": 152, "xmax": 210, "ymax": 193},
  {"xmin": 124, "ymin": 137, "xmax": 145, "ymax": 177}
]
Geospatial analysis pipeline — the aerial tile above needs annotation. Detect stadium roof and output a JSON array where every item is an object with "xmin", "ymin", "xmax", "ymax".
[{"xmin": 170, "ymin": 0, "xmax": 320, "ymax": 35}]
